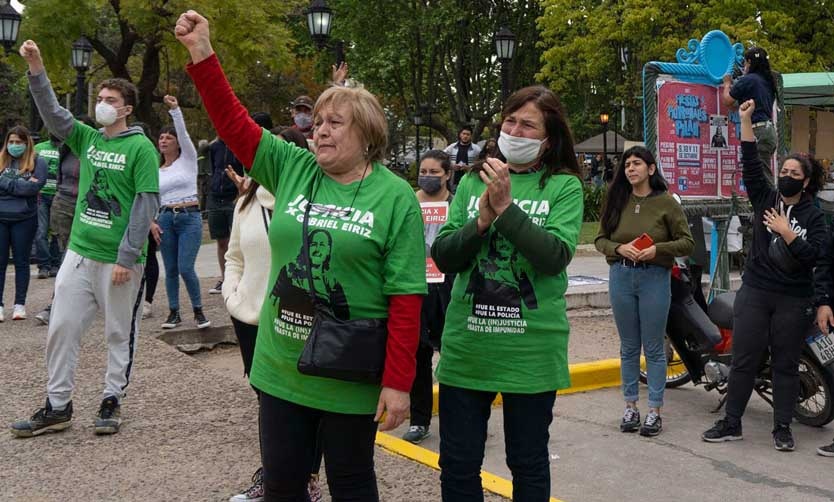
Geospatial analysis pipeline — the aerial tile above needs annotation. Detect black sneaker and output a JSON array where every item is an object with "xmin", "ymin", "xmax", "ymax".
[
  {"xmin": 773, "ymin": 423, "xmax": 795, "ymax": 452},
  {"xmin": 209, "ymin": 280, "xmax": 223, "ymax": 295},
  {"xmin": 639, "ymin": 411, "xmax": 662, "ymax": 437},
  {"xmin": 620, "ymin": 406, "xmax": 640, "ymax": 433},
  {"xmin": 10, "ymin": 400, "xmax": 73, "ymax": 437},
  {"xmin": 94, "ymin": 396, "xmax": 121, "ymax": 435},
  {"xmin": 37, "ymin": 268, "xmax": 49, "ymax": 279},
  {"xmin": 48, "ymin": 267, "xmax": 59, "ymax": 277},
  {"xmin": 402, "ymin": 425, "xmax": 431, "ymax": 444},
  {"xmin": 817, "ymin": 441, "xmax": 834, "ymax": 457},
  {"xmin": 702, "ymin": 417, "xmax": 743, "ymax": 442},
  {"xmin": 161, "ymin": 309, "xmax": 181, "ymax": 329},
  {"xmin": 194, "ymin": 308, "xmax": 211, "ymax": 329}
]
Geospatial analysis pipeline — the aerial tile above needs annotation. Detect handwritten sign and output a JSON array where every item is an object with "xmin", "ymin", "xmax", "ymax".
[{"xmin": 421, "ymin": 201, "xmax": 448, "ymax": 283}]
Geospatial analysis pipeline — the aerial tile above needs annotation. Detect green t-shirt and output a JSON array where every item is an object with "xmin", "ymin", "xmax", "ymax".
[
  {"xmin": 247, "ymin": 130, "xmax": 427, "ymax": 415},
  {"xmin": 34, "ymin": 140, "xmax": 60, "ymax": 196},
  {"xmin": 435, "ymin": 171, "xmax": 583, "ymax": 393},
  {"xmin": 64, "ymin": 121, "xmax": 160, "ymax": 264}
]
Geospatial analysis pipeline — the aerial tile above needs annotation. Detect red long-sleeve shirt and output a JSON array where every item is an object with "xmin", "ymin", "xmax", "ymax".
[{"xmin": 186, "ymin": 54, "xmax": 421, "ymax": 392}]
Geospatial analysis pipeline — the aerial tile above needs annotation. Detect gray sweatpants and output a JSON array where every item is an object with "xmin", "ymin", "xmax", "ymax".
[{"xmin": 46, "ymin": 249, "xmax": 145, "ymax": 408}]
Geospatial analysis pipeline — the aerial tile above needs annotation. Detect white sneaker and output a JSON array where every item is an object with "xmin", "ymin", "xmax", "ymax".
[
  {"xmin": 12, "ymin": 305, "xmax": 26, "ymax": 320},
  {"xmin": 230, "ymin": 467, "xmax": 263, "ymax": 501},
  {"xmin": 0, "ymin": 308, "xmax": 4, "ymax": 322},
  {"xmin": 142, "ymin": 301, "xmax": 153, "ymax": 319}
]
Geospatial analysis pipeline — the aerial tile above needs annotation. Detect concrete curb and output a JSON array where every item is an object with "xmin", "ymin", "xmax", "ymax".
[{"xmin": 375, "ymin": 359, "xmax": 622, "ymax": 501}]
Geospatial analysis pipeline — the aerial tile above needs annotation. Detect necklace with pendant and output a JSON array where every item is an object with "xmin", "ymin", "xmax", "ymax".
[{"xmin": 634, "ymin": 194, "xmax": 647, "ymax": 214}]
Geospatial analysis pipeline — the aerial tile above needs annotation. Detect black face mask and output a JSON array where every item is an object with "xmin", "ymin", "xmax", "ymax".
[
  {"xmin": 417, "ymin": 175, "xmax": 443, "ymax": 194},
  {"xmin": 778, "ymin": 175, "xmax": 805, "ymax": 198}
]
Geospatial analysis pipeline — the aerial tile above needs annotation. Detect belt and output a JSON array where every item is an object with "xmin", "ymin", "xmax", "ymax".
[
  {"xmin": 752, "ymin": 121, "xmax": 773, "ymax": 129},
  {"xmin": 161, "ymin": 205, "xmax": 200, "ymax": 214},
  {"xmin": 619, "ymin": 259, "xmax": 651, "ymax": 268}
]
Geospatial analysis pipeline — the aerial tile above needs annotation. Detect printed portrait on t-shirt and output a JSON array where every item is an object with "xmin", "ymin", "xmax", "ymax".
[
  {"xmin": 465, "ymin": 232, "xmax": 537, "ymax": 318},
  {"xmin": 270, "ymin": 228, "xmax": 349, "ymax": 322},
  {"xmin": 83, "ymin": 167, "xmax": 122, "ymax": 219}
]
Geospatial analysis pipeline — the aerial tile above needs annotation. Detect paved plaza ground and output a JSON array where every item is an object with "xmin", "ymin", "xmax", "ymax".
[{"xmin": 1, "ymin": 243, "xmax": 832, "ymax": 501}]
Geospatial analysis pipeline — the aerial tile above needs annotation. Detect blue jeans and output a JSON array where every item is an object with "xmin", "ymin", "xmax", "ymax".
[
  {"xmin": 0, "ymin": 215, "xmax": 38, "ymax": 306},
  {"xmin": 35, "ymin": 194, "xmax": 61, "ymax": 271},
  {"xmin": 609, "ymin": 262, "xmax": 671, "ymax": 409},
  {"xmin": 439, "ymin": 384, "xmax": 555, "ymax": 502},
  {"xmin": 158, "ymin": 210, "xmax": 203, "ymax": 311}
]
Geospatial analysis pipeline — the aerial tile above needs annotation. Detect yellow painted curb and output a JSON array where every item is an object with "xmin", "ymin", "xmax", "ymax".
[
  {"xmin": 377, "ymin": 359, "xmax": 619, "ymax": 500},
  {"xmin": 432, "ymin": 358, "xmax": 622, "ymax": 409},
  {"xmin": 375, "ymin": 432, "xmax": 563, "ymax": 502}
]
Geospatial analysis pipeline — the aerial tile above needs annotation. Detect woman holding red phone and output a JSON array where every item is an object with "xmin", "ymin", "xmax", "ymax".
[{"xmin": 595, "ymin": 146, "xmax": 693, "ymax": 436}]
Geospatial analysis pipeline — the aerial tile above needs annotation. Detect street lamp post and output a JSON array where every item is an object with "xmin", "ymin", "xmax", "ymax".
[
  {"xmin": 600, "ymin": 112, "xmax": 609, "ymax": 171},
  {"xmin": 494, "ymin": 26, "xmax": 516, "ymax": 105},
  {"xmin": 71, "ymin": 36, "xmax": 93, "ymax": 116},
  {"xmin": 611, "ymin": 103, "xmax": 621, "ymax": 156},
  {"xmin": 0, "ymin": 1, "xmax": 21, "ymax": 55},
  {"xmin": 305, "ymin": 0, "xmax": 344, "ymax": 67}
]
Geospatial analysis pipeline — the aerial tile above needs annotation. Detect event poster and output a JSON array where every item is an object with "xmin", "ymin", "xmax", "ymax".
[
  {"xmin": 656, "ymin": 80, "xmax": 754, "ymax": 198},
  {"xmin": 421, "ymin": 201, "xmax": 448, "ymax": 283}
]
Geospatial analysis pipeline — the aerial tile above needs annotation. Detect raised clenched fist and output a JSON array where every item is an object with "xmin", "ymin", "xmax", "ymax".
[
  {"xmin": 19, "ymin": 40, "xmax": 41, "ymax": 63},
  {"xmin": 738, "ymin": 99, "xmax": 755, "ymax": 120},
  {"xmin": 175, "ymin": 10, "xmax": 214, "ymax": 63},
  {"xmin": 163, "ymin": 95, "xmax": 178, "ymax": 110},
  {"xmin": 19, "ymin": 40, "xmax": 45, "ymax": 75}
]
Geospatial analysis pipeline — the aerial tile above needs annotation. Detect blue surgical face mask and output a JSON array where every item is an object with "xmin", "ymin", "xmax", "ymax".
[
  {"xmin": 294, "ymin": 112, "xmax": 313, "ymax": 131},
  {"xmin": 7, "ymin": 144, "xmax": 26, "ymax": 158}
]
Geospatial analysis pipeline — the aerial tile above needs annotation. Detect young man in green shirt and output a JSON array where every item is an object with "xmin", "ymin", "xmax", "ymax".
[
  {"xmin": 11, "ymin": 40, "xmax": 160, "ymax": 438},
  {"xmin": 33, "ymin": 136, "xmax": 62, "ymax": 278}
]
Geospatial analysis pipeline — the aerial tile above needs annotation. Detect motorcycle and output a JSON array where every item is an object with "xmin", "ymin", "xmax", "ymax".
[{"xmin": 639, "ymin": 261, "xmax": 834, "ymax": 427}]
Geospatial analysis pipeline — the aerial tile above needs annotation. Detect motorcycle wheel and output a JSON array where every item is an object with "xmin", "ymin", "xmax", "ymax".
[
  {"xmin": 794, "ymin": 350, "xmax": 834, "ymax": 427},
  {"xmin": 639, "ymin": 334, "xmax": 691, "ymax": 388}
]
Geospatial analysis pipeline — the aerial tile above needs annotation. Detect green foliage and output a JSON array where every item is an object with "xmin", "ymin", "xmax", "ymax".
[
  {"xmin": 582, "ymin": 182, "xmax": 606, "ymax": 222},
  {"xmin": 537, "ymin": 0, "xmax": 834, "ymax": 143},
  {"xmin": 0, "ymin": 54, "xmax": 27, "ymax": 135},
  {"xmin": 16, "ymin": 0, "xmax": 308, "ymax": 135},
  {"xmin": 330, "ymin": 0, "xmax": 544, "ymax": 156}
]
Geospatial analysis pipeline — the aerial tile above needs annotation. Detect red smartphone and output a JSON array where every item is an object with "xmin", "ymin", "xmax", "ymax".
[{"xmin": 633, "ymin": 233, "xmax": 654, "ymax": 251}]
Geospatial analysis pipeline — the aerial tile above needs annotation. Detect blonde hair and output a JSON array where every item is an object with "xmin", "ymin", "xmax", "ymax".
[
  {"xmin": 313, "ymin": 85, "xmax": 388, "ymax": 163},
  {"xmin": 0, "ymin": 126, "xmax": 36, "ymax": 175}
]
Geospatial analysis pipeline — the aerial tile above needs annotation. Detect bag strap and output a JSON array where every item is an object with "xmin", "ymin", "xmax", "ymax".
[
  {"xmin": 261, "ymin": 206, "xmax": 272, "ymax": 235},
  {"xmin": 302, "ymin": 175, "xmax": 332, "ymax": 314}
]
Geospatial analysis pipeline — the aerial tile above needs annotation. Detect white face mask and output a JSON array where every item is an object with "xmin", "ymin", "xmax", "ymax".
[
  {"xmin": 498, "ymin": 131, "xmax": 544, "ymax": 165},
  {"xmin": 95, "ymin": 102, "xmax": 122, "ymax": 127}
]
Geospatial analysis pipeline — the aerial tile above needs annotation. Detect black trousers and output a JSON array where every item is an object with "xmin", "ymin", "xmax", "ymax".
[
  {"xmin": 725, "ymin": 285, "xmax": 812, "ymax": 425},
  {"xmin": 410, "ymin": 342, "xmax": 435, "ymax": 427},
  {"xmin": 144, "ymin": 234, "xmax": 159, "ymax": 303},
  {"xmin": 259, "ymin": 392, "xmax": 379, "ymax": 501},
  {"xmin": 231, "ymin": 316, "xmax": 259, "ymax": 378}
]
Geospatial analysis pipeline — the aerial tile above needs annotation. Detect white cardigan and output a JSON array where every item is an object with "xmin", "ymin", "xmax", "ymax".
[{"xmin": 222, "ymin": 186, "xmax": 274, "ymax": 325}]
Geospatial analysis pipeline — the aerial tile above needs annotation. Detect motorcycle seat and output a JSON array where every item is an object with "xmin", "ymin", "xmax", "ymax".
[{"xmin": 708, "ymin": 292, "xmax": 736, "ymax": 330}]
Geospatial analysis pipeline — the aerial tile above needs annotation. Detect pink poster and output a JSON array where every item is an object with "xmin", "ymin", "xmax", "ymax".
[
  {"xmin": 656, "ymin": 80, "xmax": 761, "ymax": 199},
  {"xmin": 657, "ymin": 81, "xmax": 719, "ymax": 197}
]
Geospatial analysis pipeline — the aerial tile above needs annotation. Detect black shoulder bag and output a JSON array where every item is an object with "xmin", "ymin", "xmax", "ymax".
[{"xmin": 296, "ymin": 201, "xmax": 389, "ymax": 384}]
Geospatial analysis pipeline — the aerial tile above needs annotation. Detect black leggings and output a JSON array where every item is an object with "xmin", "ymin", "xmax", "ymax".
[
  {"xmin": 233, "ymin": 318, "xmax": 324, "ymax": 490},
  {"xmin": 259, "ymin": 392, "xmax": 378, "ymax": 501},
  {"xmin": 144, "ymin": 234, "xmax": 159, "ymax": 303},
  {"xmin": 725, "ymin": 285, "xmax": 812, "ymax": 425}
]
